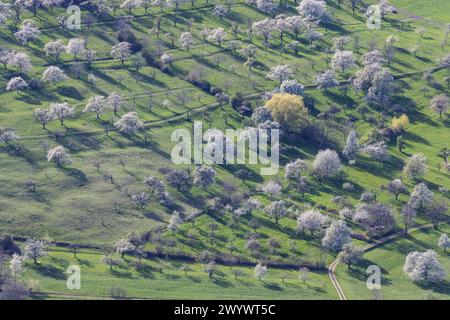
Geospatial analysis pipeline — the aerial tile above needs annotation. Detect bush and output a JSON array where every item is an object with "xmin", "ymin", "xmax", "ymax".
[
  {"xmin": 186, "ymin": 73, "xmax": 212, "ymax": 93},
  {"xmin": 28, "ymin": 79, "xmax": 43, "ymax": 91},
  {"xmin": 0, "ymin": 236, "xmax": 21, "ymax": 255},
  {"xmin": 231, "ymin": 92, "xmax": 245, "ymax": 109},
  {"xmin": 382, "ymin": 127, "xmax": 397, "ymax": 141},
  {"xmin": 300, "ymin": 122, "xmax": 327, "ymax": 147},
  {"xmin": 210, "ymin": 87, "xmax": 223, "ymax": 95}
]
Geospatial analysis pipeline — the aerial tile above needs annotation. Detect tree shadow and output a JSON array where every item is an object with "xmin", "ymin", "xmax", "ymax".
[
  {"xmin": 135, "ymin": 264, "xmax": 155, "ymax": 278},
  {"xmin": 110, "ymin": 269, "xmax": 133, "ymax": 278},
  {"xmin": 263, "ymin": 281, "xmax": 284, "ymax": 291},
  {"xmin": 62, "ymin": 167, "xmax": 88, "ymax": 186},
  {"xmin": 56, "ymin": 86, "xmax": 84, "ymax": 100},
  {"xmin": 32, "ymin": 263, "xmax": 66, "ymax": 280}
]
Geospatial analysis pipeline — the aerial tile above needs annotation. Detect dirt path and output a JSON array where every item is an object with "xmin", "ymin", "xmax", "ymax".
[{"xmin": 328, "ymin": 223, "xmax": 438, "ymax": 300}]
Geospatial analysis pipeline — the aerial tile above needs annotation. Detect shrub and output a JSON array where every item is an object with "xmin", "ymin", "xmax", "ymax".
[
  {"xmin": 0, "ymin": 236, "xmax": 21, "ymax": 255},
  {"xmin": 231, "ymin": 92, "xmax": 245, "ymax": 109}
]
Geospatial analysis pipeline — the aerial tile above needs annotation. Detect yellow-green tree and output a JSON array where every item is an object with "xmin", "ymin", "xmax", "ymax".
[
  {"xmin": 391, "ymin": 114, "xmax": 409, "ymax": 133},
  {"xmin": 265, "ymin": 93, "xmax": 308, "ymax": 131}
]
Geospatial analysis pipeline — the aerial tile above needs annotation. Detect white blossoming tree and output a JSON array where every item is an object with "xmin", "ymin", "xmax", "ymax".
[
  {"xmin": 403, "ymin": 250, "xmax": 446, "ymax": 283},
  {"xmin": 254, "ymin": 263, "xmax": 267, "ymax": 281},
  {"xmin": 386, "ymin": 178, "xmax": 408, "ymax": 200},
  {"xmin": 403, "ymin": 153, "xmax": 428, "ymax": 180},
  {"xmin": 363, "ymin": 142, "xmax": 390, "ymax": 165},
  {"xmin": 264, "ymin": 200, "xmax": 287, "ymax": 224},
  {"xmin": 168, "ymin": 210, "xmax": 183, "ymax": 234},
  {"xmin": 280, "ymin": 79, "xmax": 304, "ymax": 96},
  {"xmin": 285, "ymin": 159, "xmax": 308, "ymax": 181},
  {"xmin": 312, "ymin": 149, "xmax": 342, "ymax": 181},
  {"xmin": 0, "ymin": 2, "xmax": 14, "ymax": 28},
  {"xmin": 120, "ymin": 0, "xmax": 143, "ymax": 14},
  {"xmin": 331, "ymin": 50, "xmax": 356, "ymax": 73},
  {"xmin": 338, "ymin": 244, "xmax": 364, "ymax": 269},
  {"xmin": 179, "ymin": 32, "xmax": 194, "ymax": 51},
  {"xmin": 429, "ymin": 95, "xmax": 448, "ymax": 118},
  {"xmin": 23, "ymin": 238, "xmax": 49, "ymax": 264},
  {"xmin": 66, "ymin": 38, "xmax": 86, "ymax": 59},
  {"xmin": 321, "ymin": 220, "xmax": 352, "ymax": 251},
  {"xmin": 47, "ymin": 146, "xmax": 71, "ymax": 167},
  {"xmin": 297, "ymin": 0, "xmax": 330, "ymax": 23},
  {"xmin": 342, "ymin": 130, "xmax": 359, "ymax": 161},
  {"xmin": 408, "ymin": 183, "xmax": 433, "ymax": 210},
  {"xmin": 438, "ymin": 234, "xmax": 449, "ymax": 252},
  {"xmin": 8, "ymin": 52, "xmax": 32, "ymax": 75},
  {"xmin": 266, "ymin": 64, "xmax": 294, "ymax": 85},
  {"xmin": 114, "ymin": 238, "xmax": 136, "ymax": 259},
  {"xmin": 9, "ymin": 253, "xmax": 24, "ymax": 281},
  {"xmin": 111, "ymin": 42, "xmax": 132, "ymax": 65},
  {"xmin": 314, "ymin": 70, "xmax": 338, "ymax": 90},
  {"xmin": 49, "ymin": 102, "xmax": 75, "ymax": 126},
  {"xmin": 297, "ymin": 209, "xmax": 328, "ymax": 235},
  {"xmin": 212, "ymin": 4, "xmax": 228, "ymax": 20},
  {"xmin": 114, "ymin": 112, "xmax": 143, "ymax": 134},
  {"xmin": 15, "ymin": 19, "xmax": 40, "ymax": 45},
  {"xmin": 0, "ymin": 129, "xmax": 19, "ymax": 145},
  {"xmin": 6, "ymin": 77, "xmax": 28, "ymax": 93},
  {"xmin": 253, "ymin": 18, "xmax": 276, "ymax": 43},
  {"xmin": 160, "ymin": 52, "xmax": 174, "ymax": 69},
  {"xmin": 44, "ymin": 40, "xmax": 66, "ymax": 61},
  {"xmin": 41, "ymin": 66, "xmax": 67, "ymax": 85},
  {"xmin": 193, "ymin": 165, "xmax": 216, "ymax": 189},
  {"xmin": 208, "ymin": 27, "xmax": 227, "ymax": 46},
  {"xmin": 262, "ymin": 180, "xmax": 282, "ymax": 199},
  {"xmin": 84, "ymin": 95, "xmax": 107, "ymax": 119},
  {"xmin": 107, "ymin": 92, "xmax": 122, "ymax": 116},
  {"xmin": 35, "ymin": 108, "xmax": 54, "ymax": 129}
]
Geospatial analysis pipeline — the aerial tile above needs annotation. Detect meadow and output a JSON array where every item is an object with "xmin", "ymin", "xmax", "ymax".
[
  {"xmin": 23, "ymin": 248, "xmax": 337, "ymax": 299},
  {"xmin": 0, "ymin": 0, "xmax": 449, "ymax": 299},
  {"xmin": 336, "ymin": 224, "xmax": 450, "ymax": 300}
]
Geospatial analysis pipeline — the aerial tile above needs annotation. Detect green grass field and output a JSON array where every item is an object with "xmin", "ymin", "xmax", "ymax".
[
  {"xmin": 389, "ymin": 0, "xmax": 450, "ymax": 22},
  {"xmin": 336, "ymin": 224, "xmax": 450, "ymax": 300},
  {"xmin": 23, "ymin": 248, "xmax": 337, "ymax": 299},
  {"xmin": 0, "ymin": 0, "xmax": 449, "ymax": 299}
]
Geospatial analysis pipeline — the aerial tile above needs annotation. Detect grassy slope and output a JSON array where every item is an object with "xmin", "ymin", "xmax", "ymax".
[
  {"xmin": 336, "ymin": 223, "xmax": 450, "ymax": 300},
  {"xmin": 0, "ymin": 0, "xmax": 449, "ymax": 299},
  {"xmin": 23, "ymin": 248, "xmax": 337, "ymax": 299},
  {"xmin": 389, "ymin": 0, "xmax": 450, "ymax": 22},
  {"xmin": 0, "ymin": 0, "xmax": 448, "ymax": 255}
]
